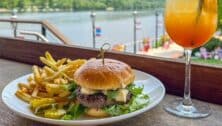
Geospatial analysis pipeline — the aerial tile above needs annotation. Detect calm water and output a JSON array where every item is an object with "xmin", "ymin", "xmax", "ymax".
[{"xmin": 0, "ymin": 11, "xmax": 164, "ymax": 51}]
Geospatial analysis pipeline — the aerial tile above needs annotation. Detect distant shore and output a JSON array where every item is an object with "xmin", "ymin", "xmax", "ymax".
[
  {"xmin": 0, "ymin": 7, "xmax": 162, "ymax": 14},
  {"xmin": 0, "ymin": 8, "xmax": 74, "ymax": 13},
  {"xmin": 0, "ymin": 8, "xmax": 10, "ymax": 13}
]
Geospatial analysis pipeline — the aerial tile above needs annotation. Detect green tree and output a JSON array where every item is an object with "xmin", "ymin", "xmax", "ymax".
[
  {"xmin": 218, "ymin": 0, "xmax": 222, "ymax": 31},
  {"xmin": 0, "ymin": 0, "xmax": 19, "ymax": 9},
  {"xmin": 0, "ymin": 0, "xmax": 8, "ymax": 8},
  {"xmin": 0, "ymin": 0, "xmax": 165, "ymax": 11}
]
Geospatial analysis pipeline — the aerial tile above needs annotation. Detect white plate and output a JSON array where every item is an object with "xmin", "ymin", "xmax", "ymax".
[{"xmin": 2, "ymin": 70, "xmax": 165, "ymax": 126}]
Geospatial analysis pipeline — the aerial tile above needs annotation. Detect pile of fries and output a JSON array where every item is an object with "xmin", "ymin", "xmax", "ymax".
[{"xmin": 15, "ymin": 52, "xmax": 86, "ymax": 119}]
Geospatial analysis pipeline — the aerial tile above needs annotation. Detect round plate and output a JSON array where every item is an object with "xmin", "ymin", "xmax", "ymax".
[{"xmin": 2, "ymin": 70, "xmax": 165, "ymax": 126}]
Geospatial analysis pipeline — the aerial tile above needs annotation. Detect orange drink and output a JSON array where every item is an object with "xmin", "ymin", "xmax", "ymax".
[
  {"xmin": 164, "ymin": 0, "xmax": 218, "ymax": 118},
  {"xmin": 165, "ymin": 0, "xmax": 218, "ymax": 49}
]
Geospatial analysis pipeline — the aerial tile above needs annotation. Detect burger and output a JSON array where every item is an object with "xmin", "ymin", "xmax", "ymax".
[{"xmin": 73, "ymin": 58, "xmax": 149, "ymax": 117}]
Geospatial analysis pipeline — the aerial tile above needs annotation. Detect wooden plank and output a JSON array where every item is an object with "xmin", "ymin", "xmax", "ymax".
[
  {"xmin": 0, "ymin": 18, "xmax": 42, "ymax": 24},
  {"xmin": 42, "ymin": 20, "xmax": 71, "ymax": 45},
  {"xmin": 0, "ymin": 18, "xmax": 71, "ymax": 45},
  {"xmin": 0, "ymin": 37, "xmax": 222, "ymax": 105}
]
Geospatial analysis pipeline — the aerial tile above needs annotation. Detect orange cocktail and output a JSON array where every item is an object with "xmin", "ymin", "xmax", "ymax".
[
  {"xmin": 164, "ymin": 0, "xmax": 218, "ymax": 118},
  {"xmin": 165, "ymin": 0, "xmax": 218, "ymax": 49}
]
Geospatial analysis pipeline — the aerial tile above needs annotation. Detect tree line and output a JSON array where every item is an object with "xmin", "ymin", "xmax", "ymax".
[
  {"xmin": 0, "ymin": 0, "xmax": 165, "ymax": 11},
  {"xmin": 0, "ymin": 0, "xmax": 221, "ymax": 31},
  {"xmin": 218, "ymin": 0, "xmax": 222, "ymax": 31}
]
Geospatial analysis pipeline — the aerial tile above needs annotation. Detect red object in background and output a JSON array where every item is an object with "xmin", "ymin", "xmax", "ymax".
[{"xmin": 143, "ymin": 43, "xmax": 150, "ymax": 52}]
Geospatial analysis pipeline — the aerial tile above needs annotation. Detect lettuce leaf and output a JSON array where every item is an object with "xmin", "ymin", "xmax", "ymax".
[
  {"xmin": 106, "ymin": 90, "xmax": 118, "ymax": 100},
  {"xmin": 104, "ymin": 84, "xmax": 149, "ymax": 116},
  {"xmin": 66, "ymin": 81, "xmax": 78, "ymax": 100},
  {"xmin": 61, "ymin": 103, "xmax": 86, "ymax": 120},
  {"xmin": 127, "ymin": 84, "xmax": 144, "ymax": 96},
  {"xmin": 104, "ymin": 95, "xmax": 149, "ymax": 116}
]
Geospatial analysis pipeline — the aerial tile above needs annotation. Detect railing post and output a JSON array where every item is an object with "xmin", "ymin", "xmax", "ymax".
[
  {"xmin": 162, "ymin": 13, "xmax": 165, "ymax": 44},
  {"xmin": 41, "ymin": 25, "xmax": 46, "ymax": 37},
  {"xmin": 11, "ymin": 9, "xmax": 18, "ymax": 38},
  {"xmin": 133, "ymin": 11, "xmax": 138, "ymax": 54},
  {"xmin": 11, "ymin": 23, "xmax": 18, "ymax": 37},
  {"xmin": 36, "ymin": 36, "xmax": 40, "ymax": 41},
  {"xmin": 155, "ymin": 11, "xmax": 159, "ymax": 48},
  {"xmin": 90, "ymin": 11, "xmax": 96, "ymax": 48}
]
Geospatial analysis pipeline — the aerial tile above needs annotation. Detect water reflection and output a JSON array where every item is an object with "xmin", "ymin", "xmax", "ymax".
[{"xmin": 0, "ymin": 10, "xmax": 164, "ymax": 52}]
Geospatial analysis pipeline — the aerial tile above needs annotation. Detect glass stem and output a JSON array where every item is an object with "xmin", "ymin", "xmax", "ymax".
[{"xmin": 183, "ymin": 49, "xmax": 193, "ymax": 106}]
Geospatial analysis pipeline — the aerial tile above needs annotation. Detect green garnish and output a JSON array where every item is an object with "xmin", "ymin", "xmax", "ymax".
[
  {"xmin": 104, "ymin": 84, "xmax": 149, "ymax": 116},
  {"xmin": 127, "ymin": 84, "xmax": 144, "ymax": 96},
  {"xmin": 67, "ymin": 81, "xmax": 78, "ymax": 92},
  {"xmin": 66, "ymin": 81, "xmax": 78, "ymax": 100},
  {"xmin": 60, "ymin": 81, "xmax": 77, "ymax": 92},
  {"xmin": 104, "ymin": 95, "xmax": 149, "ymax": 116},
  {"xmin": 68, "ymin": 91, "xmax": 77, "ymax": 100},
  {"xmin": 106, "ymin": 90, "xmax": 118, "ymax": 100},
  {"xmin": 61, "ymin": 114, "xmax": 73, "ymax": 120},
  {"xmin": 62, "ymin": 103, "xmax": 86, "ymax": 120}
]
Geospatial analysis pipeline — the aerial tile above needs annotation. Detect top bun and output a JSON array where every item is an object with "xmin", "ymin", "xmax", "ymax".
[{"xmin": 74, "ymin": 58, "xmax": 135, "ymax": 90}]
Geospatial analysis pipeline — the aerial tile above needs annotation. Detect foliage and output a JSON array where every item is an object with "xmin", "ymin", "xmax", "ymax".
[
  {"xmin": 218, "ymin": 0, "xmax": 222, "ymax": 31},
  {"xmin": 0, "ymin": 0, "xmax": 165, "ymax": 12},
  {"xmin": 203, "ymin": 38, "xmax": 222, "ymax": 51},
  {"xmin": 192, "ymin": 58, "xmax": 222, "ymax": 66},
  {"xmin": 192, "ymin": 38, "xmax": 222, "ymax": 55}
]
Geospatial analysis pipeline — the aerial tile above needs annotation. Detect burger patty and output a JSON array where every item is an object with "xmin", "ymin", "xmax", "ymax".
[{"xmin": 76, "ymin": 87, "xmax": 132, "ymax": 108}]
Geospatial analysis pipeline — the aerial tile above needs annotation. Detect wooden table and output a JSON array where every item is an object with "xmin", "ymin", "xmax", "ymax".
[{"xmin": 0, "ymin": 59, "xmax": 222, "ymax": 126}]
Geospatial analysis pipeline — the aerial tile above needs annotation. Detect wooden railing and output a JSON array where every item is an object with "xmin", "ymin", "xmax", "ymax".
[
  {"xmin": 1, "ymin": 37, "xmax": 222, "ymax": 105},
  {"xmin": 0, "ymin": 18, "xmax": 71, "ymax": 45}
]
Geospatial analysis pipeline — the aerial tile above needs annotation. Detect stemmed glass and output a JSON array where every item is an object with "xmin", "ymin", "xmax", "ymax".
[{"xmin": 164, "ymin": 0, "xmax": 218, "ymax": 118}]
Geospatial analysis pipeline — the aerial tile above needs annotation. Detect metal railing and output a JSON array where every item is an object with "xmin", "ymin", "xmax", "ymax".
[
  {"xmin": 19, "ymin": 30, "xmax": 49, "ymax": 42},
  {"xmin": 0, "ymin": 18, "xmax": 71, "ymax": 45}
]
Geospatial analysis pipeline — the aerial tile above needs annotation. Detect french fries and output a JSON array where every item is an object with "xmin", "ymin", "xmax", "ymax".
[
  {"xmin": 15, "ymin": 51, "xmax": 87, "ymax": 107},
  {"xmin": 45, "ymin": 51, "xmax": 56, "ymax": 64},
  {"xmin": 15, "ymin": 90, "xmax": 32, "ymax": 102},
  {"xmin": 31, "ymin": 86, "xmax": 39, "ymax": 97},
  {"xmin": 44, "ymin": 66, "xmax": 55, "ymax": 76},
  {"xmin": 40, "ymin": 57, "xmax": 58, "ymax": 70},
  {"xmin": 56, "ymin": 58, "xmax": 67, "ymax": 67},
  {"xmin": 33, "ymin": 65, "xmax": 42, "ymax": 84}
]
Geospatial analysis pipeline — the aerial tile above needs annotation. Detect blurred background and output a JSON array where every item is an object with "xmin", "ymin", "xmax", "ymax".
[{"xmin": 0, "ymin": 0, "xmax": 221, "ymax": 65}]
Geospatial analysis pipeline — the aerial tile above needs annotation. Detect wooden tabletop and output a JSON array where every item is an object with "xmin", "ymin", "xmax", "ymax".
[{"xmin": 0, "ymin": 59, "xmax": 222, "ymax": 126}]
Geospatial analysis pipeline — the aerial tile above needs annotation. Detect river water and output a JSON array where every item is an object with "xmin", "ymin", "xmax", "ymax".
[{"xmin": 0, "ymin": 11, "xmax": 164, "ymax": 52}]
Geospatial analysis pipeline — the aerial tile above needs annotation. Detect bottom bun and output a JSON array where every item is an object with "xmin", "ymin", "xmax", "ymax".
[{"xmin": 86, "ymin": 108, "xmax": 109, "ymax": 117}]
